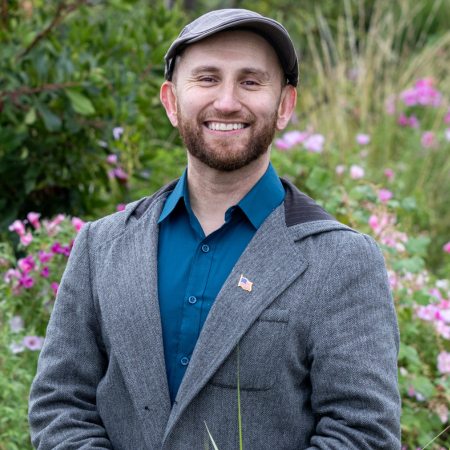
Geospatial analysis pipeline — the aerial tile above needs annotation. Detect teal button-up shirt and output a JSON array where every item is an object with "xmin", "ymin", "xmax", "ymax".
[{"xmin": 157, "ymin": 163, "xmax": 285, "ymax": 403}]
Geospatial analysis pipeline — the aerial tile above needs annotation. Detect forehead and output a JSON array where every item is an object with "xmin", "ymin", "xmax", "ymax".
[{"xmin": 177, "ymin": 30, "xmax": 282, "ymax": 76}]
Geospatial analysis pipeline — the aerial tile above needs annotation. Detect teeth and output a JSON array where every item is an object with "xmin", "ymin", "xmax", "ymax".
[{"xmin": 207, "ymin": 122, "xmax": 245, "ymax": 131}]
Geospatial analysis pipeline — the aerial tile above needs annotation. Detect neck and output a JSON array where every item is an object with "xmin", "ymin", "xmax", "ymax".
[{"xmin": 186, "ymin": 153, "xmax": 270, "ymax": 236}]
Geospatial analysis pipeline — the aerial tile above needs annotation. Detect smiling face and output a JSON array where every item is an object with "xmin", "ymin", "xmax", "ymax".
[{"xmin": 160, "ymin": 30, "xmax": 296, "ymax": 172}]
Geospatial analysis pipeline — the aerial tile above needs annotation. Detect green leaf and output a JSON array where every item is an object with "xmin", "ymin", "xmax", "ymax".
[
  {"xmin": 66, "ymin": 89, "xmax": 95, "ymax": 116},
  {"xmin": 398, "ymin": 343, "xmax": 421, "ymax": 369},
  {"xmin": 405, "ymin": 236, "xmax": 431, "ymax": 257},
  {"xmin": 36, "ymin": 104, "xmax": 62, "ymax": 132},
  {"xmin": 24, "ymin": 108, "xmax": 36, "ymax": 125},
  {"xmin": 305, "ymin": 167, "xmax": 331, "ymax": 193},
  {"xmin": 412, "ymin": 375, "xmax": 436, "ymax": 399}
]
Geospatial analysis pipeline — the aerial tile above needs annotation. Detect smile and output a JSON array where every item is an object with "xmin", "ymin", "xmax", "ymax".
[{"xmin": 205, "ymin": 122, "xmax": 248, "ymax": 131}]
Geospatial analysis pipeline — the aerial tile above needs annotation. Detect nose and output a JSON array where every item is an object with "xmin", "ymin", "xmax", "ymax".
[{"xmin": 213, "ymin": 81, "xmax": 242, "ymax": 114}]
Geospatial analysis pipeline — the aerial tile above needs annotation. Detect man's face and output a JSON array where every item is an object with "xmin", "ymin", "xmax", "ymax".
[{"xmin": 161, "ymin": 30, "xmax": 295, "ymax": 172}]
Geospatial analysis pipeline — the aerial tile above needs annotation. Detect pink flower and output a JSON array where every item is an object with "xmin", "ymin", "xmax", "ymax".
[
  {"xmin": 378, "ymin": 189, "xmax": 393, "ymax": 203},
  {"xmin": 437, "ymin": 351, "xmax": 450, "ymax": 374},
  {"xmin": 444, "ymin": 110, "xmax": 450, "ymax": 125},
  {"xmin": 397, "ymin": 113, "xmax": 410, "ymax": 127},
  {"xmin": 51, "ymin": 282, "xmax": 59, "ymax": 295},
  {"xmin": 400, "ymin": 78, "xmax": 442, "ymax": 108},
  {"xmin": 113, "ymin": 167, "xmax": 129, "ymax": 181},
  {"xmin": 385, "ymin": 95, "xmax": 396, "ymax": 115},
  {"xmin": 40, "ymin": 266, "xmax": 50, "ymax": 278},
  {"xmin": 356, "ymin": 133, "xmax": 370, "ymax": 145},
  {"xmin": 368, "ymin": 215, "xmax": 379, "ymax": 232},
  {"xmin": 408, "ymin": 115, "xmax": 420, "ymax": 128},
  {"xmin": 421, "ymin": 131, "xmax": 437, "ymax": 149},
  {"xmin": 38, "ymin": 250, "xmax": 53, "ymax": 263},
  {"xmin": 435, "ymin": 404, "xmax": 448, "ymax": 424},
  {"xmin": 443, "ymin": 242, "xmax": 450, "ymax": 253},
  {"xmin": 106, "ymin": 154, "xmax": 118, "ymax": 165},
  {"xmin": 51, "ymin": 242, "xmax": 64, "ymax": 254},
  {"xmin": 23, "ymin": 335, "xmax": 44, "ymax": 351},
  {"xmin": 4, "ymin": 268, "xmax": 21, "ymax": 283},
  {"xmin": 350, "ymin": 165, "xmax": 365, "ymax": 179},
  {"xmin": 8, "ymin": 220, "xmax": 26, "ymax": 236},
  {"xmin": 303, "ymin": 134, "xmax": 325, "ymax": 153},
  {"xmin": 384, "ymin": 168, "xmax": 395, "ymax": 181},
  {"xmin": 44, "ymin": 214, "xmax": 66, "ymax": 235},
  {"xmin": 19, "ymin": 274, "xmax": 34, "ymax": 289},
  {"xmin": 113, "ymin": 126, "xmax": 124, "ymax": 140},
  {"xmin": 335, "ymin": 165, "xmax": 345, "ymax": 176},
  {"xmin": 20, "ymin": 232, "xmax": 33, "ymax": 246},
  {"xmin": 18, "ymin": 255, "xmax": 35, "ymax": 273},
  {"xmin": 72, "ymin": 217, "xmax": 85, "ymax": 232},
  {"xmin": 116, "ymin": 203, "xmax": 126, "ymax": 212},
  {"xmin": 275, "ymin": 131, "xmax": 308, "ymax": 150},
  {"xmin": 27, "ymin": 212, "xmax": 41, "ymax": 229}
]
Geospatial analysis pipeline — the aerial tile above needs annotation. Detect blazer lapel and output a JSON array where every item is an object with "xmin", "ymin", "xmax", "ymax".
[
  {"xmin": 163, "ymin": 204, "xmax": 308, "ymax": 442},
  {"xmin": 98, "ymin": 197, "xmax": 171, "ymax": 445}
]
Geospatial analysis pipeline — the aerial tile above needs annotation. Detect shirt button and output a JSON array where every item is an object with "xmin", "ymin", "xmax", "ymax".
[
  {"xmin": 201, "ymin": 244, "xmax": 210, "ymax": 253},
  {"xmin": 188, "ymin": 296, "xmax": 197, "ymax": 304},
  {"xmin": 180, "ymin": 356, "xmax": 190, "ymax": 366}
]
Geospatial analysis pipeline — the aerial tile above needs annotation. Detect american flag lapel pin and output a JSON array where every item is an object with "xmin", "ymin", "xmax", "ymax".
[{"xmin": 238, "ymin": 274, "xmax": 253, "ymax": 292}]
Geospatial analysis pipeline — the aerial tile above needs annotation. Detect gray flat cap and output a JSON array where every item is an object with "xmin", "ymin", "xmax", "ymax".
[{"xmin": 164, "ymin": 8, "xmax": 298, "ymax": 86}]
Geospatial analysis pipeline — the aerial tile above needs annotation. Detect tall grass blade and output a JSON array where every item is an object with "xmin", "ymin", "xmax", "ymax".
[
  {"xmin": 204, "ymin": 421, "xmax": 220, "ymax": 450},
  {"xmin": 420, "ymin": 424, "xmax": 450, "ymax": 449}
]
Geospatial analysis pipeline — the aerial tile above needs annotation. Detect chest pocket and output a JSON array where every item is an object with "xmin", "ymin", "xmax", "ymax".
[{"xmin": 209, "ymin": 308, "xmax": 289, "ymax": 391}]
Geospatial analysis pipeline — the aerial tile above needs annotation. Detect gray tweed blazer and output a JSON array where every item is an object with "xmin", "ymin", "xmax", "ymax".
[{"xmin": 29, "ymin": 179, "xmax": 401, "ymax": 449}]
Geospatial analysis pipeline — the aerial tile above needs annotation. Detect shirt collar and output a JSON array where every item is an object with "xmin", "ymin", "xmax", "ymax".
[
  {"xmin": 236, "ymin": 162, "xmax": 285, "ymax": 229},
  {"xmin": 158, "ymin": 169, "xmax": 188, "ymax": 223},
  {"xmin": 158, "ymin": 163, "xmax": 285, "ymax": 229}
]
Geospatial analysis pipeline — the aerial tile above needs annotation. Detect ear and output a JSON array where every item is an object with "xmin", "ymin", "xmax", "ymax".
[
  {"xmin": 160, "ymin": 81, "xmax": 178, "ymax": 127},
  {"xmin": 276, "ymin": 85, "xmax": 297, "ymax": 130}
]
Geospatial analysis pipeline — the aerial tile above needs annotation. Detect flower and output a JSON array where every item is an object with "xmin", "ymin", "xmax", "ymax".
[
  {"xmin": 38, "ymin": 250, "xmax": 53, "ymax": 263},
  {"xmin": 444, "ymin": 109, "xmax": 450, "ymax": 125},
  {"xmin": 51, "ymin": 282, "xmax": 59, "ymax": 295},
  {"xmin": 51, "ymin": 242, "xmax": 65, "ymax": 254},
  {"xmin": 116, "ymin": 203, "xmax": 126, "ymax": 212},
  {"xmin": 384, "ymin": 95, "xmax": 396, "ymax": 115},
  {"xmin": 303, "ymin": 134, "xmax": 325, "ymax": 153},
  {"xmin": 19, "ymin": 275, "xmax": 34, "ymax": 289},
  {"xmin": 8, "ymin": 220, "xmax": 26, "ymax": 236},
  {"xmin": 18, "ymin": 255, "xmax": 35, "ymax": 273},
  {"xmin": 23, "ymin": 336, "xmax": 44, "ymax": 351},
  {"xmin": 20, "ymin": 232, "xmax": 33, "ymax": 246},
  {"xmin": 445, "ymin": 129, "xmax": 450, "ymax": 142},
  {"xmin": 335, "ymin": 165, "xmax": 345, "ymax": 176},
  {"xmin": 443, "ymin": 242, "xmax": 450, "ymax": 253},
  {"xmin": 421, "ymin": 131, "xmax": 437, "ymax": 149},
  {"xmin": 4, "ymin": 268, "xmax": 21, "ymax": 283},
  {"xmin": 378, "ymin": 189, "xmax": 393, "ymax": 203},
  {"xmin": 9, "ymin": 316, "xmax": 24, "ymax": 333},
  {"xmin": 112, "ymin": 167, "xmax": 129, "ymax": 181},
  {"xmin": 113, "ymin": 126, "xmax": 124, "ymax": 140},
  {"xmin": 350, "ymin": 165, "xmax": 365, "ymax": 179},
  {"xmin": 275, "ymin": 130, "xmax": 309, "ymax": 150},
  {"xmin": 384, "ymin": 168, "xmax": 395, "ymax": 181},
  {"xmin": 437, "ymin": 351, "xmax": 450, "ymax": 374},
  {"xmin": 400, "ymin": 78, "xmax": 442, "ymax": 108},
  {"xmin": 27, "ymin": 212, "xmax": 41, "ymax": 229},
  {"xmin": 106, "ymin": 154, "xmax": 118, "ymax": 165},
  {"xmin": 9, "ymin": 342, "xmax": 25, "ymax": 354},
  {"xmin": 356, "ymin": 133, "xmax": 370, "ymax": 145},
  {"xmin": 72, "ymin": 217, "xmax": 85, "ymax": 232},
  {"xmin": 44, "ymin": 214, "xmax": 66, "ymax": 235},
  {"xmin": 40, "ymin": 266, "xmax": 50, "ymax": 278}
]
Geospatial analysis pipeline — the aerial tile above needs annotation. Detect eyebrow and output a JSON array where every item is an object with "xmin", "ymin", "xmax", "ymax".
[{"xmin": 190, "ymin": 66, "xmax": 271, "ymax": 81}]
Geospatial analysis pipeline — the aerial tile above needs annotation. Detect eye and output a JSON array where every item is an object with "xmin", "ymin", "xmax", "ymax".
[
  {"xmin": 242, "ymin": 80, "xmax": 260, "ymax": 87},
  {"xmin": 198, "ymin": 76, "xmax": 217, "ymax": 84}
]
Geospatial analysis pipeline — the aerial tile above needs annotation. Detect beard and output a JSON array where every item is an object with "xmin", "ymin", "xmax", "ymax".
[{"xmin": 177, "ymin": 106, "xmax": 278, "ymax": 172}]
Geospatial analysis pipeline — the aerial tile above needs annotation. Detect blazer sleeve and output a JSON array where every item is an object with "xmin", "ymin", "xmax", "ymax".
[
  {"xmin": 29, "ymin": 222, "xmax": 113, "ymax": 449},
  {"xmin": 305, "ymin": 234, "xmax": 401, "ymax": 449}
]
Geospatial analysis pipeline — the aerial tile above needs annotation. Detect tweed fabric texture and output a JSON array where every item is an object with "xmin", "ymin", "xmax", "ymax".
[{"xmin": 29, "ymin": 179, "xmax": 400, "ymax": 449}]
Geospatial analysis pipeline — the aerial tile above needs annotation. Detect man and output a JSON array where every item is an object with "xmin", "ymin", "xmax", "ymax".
[{"xmin": 29, "ymin": 9, "xmax": 401, "ymax": 450}]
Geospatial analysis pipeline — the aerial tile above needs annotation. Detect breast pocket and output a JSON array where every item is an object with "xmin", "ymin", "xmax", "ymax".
[{"xmin": 209, "ymin": 308, "xmax": 289, "ymax": 391}]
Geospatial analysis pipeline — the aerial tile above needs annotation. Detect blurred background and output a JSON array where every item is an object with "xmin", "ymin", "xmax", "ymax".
[{"xmin": 0, "ymin": 0, "xmax": 449, "ymax": 448}]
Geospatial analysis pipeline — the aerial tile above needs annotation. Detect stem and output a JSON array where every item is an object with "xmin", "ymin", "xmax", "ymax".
[
  {"xmin": 237, "ymin": 344, "xmax": 243, "ymax": 450},
  {"xmin": 420, "ymin": 424, "xmax": 450, "ymax": 449}
]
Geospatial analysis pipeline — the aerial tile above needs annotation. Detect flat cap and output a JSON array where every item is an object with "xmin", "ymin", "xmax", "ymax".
[{"xmin": 164, "ymin": 8, "xmax": 298, "ymax": 86}]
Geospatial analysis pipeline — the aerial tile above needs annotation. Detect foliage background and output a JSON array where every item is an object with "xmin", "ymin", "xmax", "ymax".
[{"xmin": 0, "ymin": 0, "xmax": 449, "ymax": 448}]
